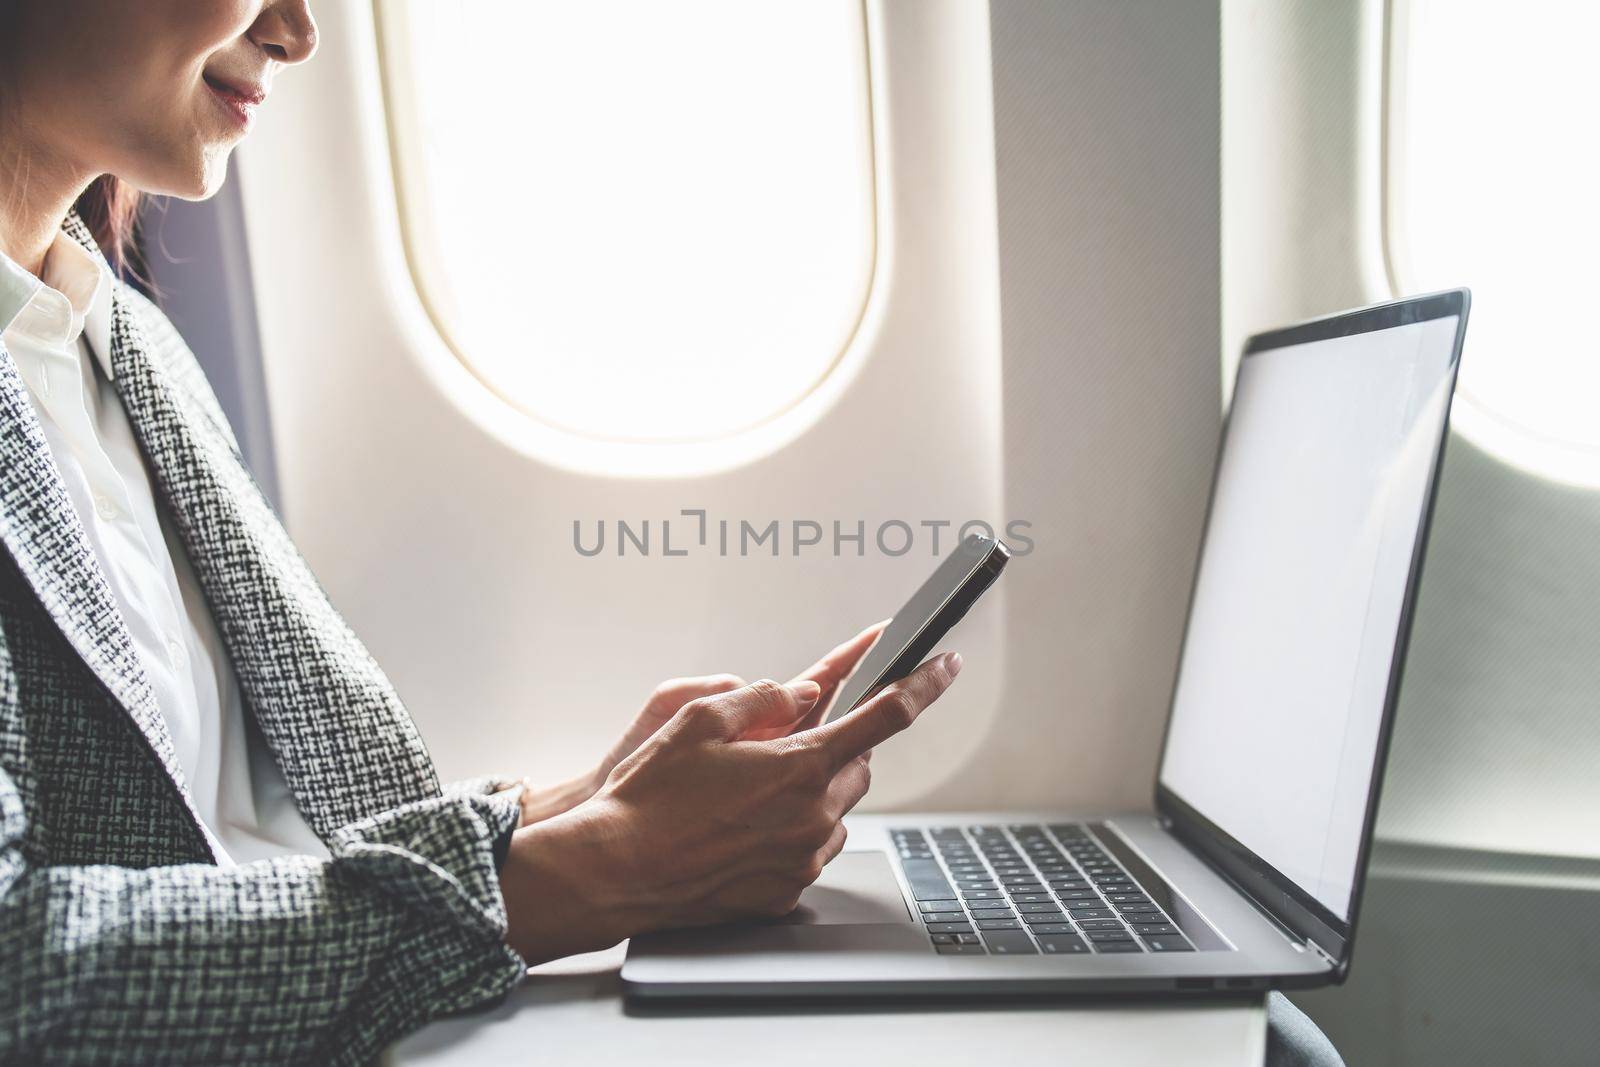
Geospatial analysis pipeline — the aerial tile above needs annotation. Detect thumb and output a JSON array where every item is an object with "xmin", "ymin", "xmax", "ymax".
[{"xmin": 691, "ymin": 679, "xmax": 821, "ymax": 740}]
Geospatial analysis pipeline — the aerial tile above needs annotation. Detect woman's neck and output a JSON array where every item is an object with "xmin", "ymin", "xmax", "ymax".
[{"xmin": 0, "ymin": 121, "xmax": 92, "ymax": 277}]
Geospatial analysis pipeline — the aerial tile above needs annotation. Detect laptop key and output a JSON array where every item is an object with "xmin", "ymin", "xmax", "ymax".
[
  {"xmin": 903, "ymin": 860, "xmax": 956, "ymax": 900},
  {"xmin": 976, "ymin": 918, "xmax": 1021, "ymax": 930},
  {"xmin": 956, "ymin": 933, "xmax": 982, "ymax": 944},
  {"xmin": 1131, "ymin": 923, "xmax": 1180, "ymax": 936},
  {"xmin": 914, "ymin": 887, "xmax": 959, "ymax": 902},
  {"xmin": 1023, "ymin": 912, "xmax": 1068, "ymax": 925},
  {"xmin": 903, "ymin": 858, "xmax": 952, "ymax": 882},
  {"xmin": 1117, "ymin": 902, "xmax": 1161, "ymax": 914},
  {"xmin": 1103, "ymin": 892, "xmax": 1150, "ymax": 905},
  {"xmin": 930, "ymin": 933, "xmax": 956, "ymax": 945},
  {"xmin": 1017, "ymin": 901, "xmax": 1063, "ymax": 913},
  {"xmin": 1030, "ymin": 923, "xmax": 1075, "ymax": 935},
  {"xmin": 1077, "ymin": 919, "xmax": 1126, "ymax": 930},
  {"xmin": 1056, "ymin": 889, "xmax": 1099, "ymax": 901},
  {"xmin": 1086, "ymin": 929, "xmax": 1133, "ymax": 942},
  {"xmin": 1009, "ymin": 893, "xmax": 1053, "ymax": 905},
  {"xmin": 1038, "ymin": 934, "xmax": 1091, "ymax": 955},
  {"xmin": 961, "ymin": 890, "xmax": 1004, "ymax": 901},
  {"xmin": 927, "ymin": 922, "xmax": 974, "ymax": 934},
  {"xmin": 1092, "ymin": 940, "xmax": 1143, "ymax": 953},
  {"xmin": 923, "ymin": 912, "xmax": 968, "ymax": 924},
  {"xmin": 919, "ymin": 900, "xmax": 961, "ymax": 913},
  {"xmin": 936, "ymin": 943, "xmax": 988, "ymax": 956},
  {"xmin": 981, "ymin": 930, "xmax": 1039, "ymax": 956},
  {"xmin": 1067, "ymin": 908, "xmax": 1115, "ymax": 920},
  {"xmin": 1143, "ymin": 936, "xmax": 1195, "ymax": 952}
]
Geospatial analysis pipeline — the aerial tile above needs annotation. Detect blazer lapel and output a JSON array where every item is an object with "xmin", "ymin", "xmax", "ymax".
[
  {"xmin": 105, "ymin": 294, "xmax": 440, "ymax": 838},
  {"xmin": 0, "ymin": 341, "xmax": 203, "ymax": 817}
]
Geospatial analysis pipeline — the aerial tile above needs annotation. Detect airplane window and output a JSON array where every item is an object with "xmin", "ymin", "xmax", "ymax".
[
  {"xmin": 376, "ymin": 1, "xmax": 875, "ymax": 444},
  {"xmin": 1387, "ymin": 0, "xmax": 1600, "ymax": 486}
]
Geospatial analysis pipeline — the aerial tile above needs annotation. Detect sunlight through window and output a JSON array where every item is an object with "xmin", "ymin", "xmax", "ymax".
[
  {"xmin": 1389, "ymin": 0, "xmax": 1600, "ymax": 486},
  {"xmin": 378, "ymin": 0, "xmax": 875, "ymax": 444}
]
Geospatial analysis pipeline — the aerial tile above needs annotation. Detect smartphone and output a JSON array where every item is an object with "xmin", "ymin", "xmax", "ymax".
[{"xmin": 822, "ymin": 533, "xmax": 1011, "ymax": 722}]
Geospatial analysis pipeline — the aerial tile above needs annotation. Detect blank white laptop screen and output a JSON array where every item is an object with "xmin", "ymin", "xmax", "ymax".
[{"xmin": 1158, "ymin": 315, "xmax": 1459, "ymax": 921}]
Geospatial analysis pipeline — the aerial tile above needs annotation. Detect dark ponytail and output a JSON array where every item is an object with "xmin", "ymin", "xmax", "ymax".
[
  {"xmin": 72, "ymin": 174, "xmax": 143, "ymax": 275},
  {"xmin": 1, "ymin": 2, "xmax": 143, "ymax": 276}
]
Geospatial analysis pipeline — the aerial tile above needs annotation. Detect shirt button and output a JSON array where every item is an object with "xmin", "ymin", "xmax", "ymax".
[
  {"xmin": 93, "ymin": 494, "xmax": 119, "ymax": 521},
  {"xmin": 167, "ymin": 637, "xmax": 186, "ymax": 668}
]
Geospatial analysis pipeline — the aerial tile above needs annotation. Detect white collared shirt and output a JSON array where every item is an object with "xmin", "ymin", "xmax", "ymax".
[{"xmin": 0, "ymin": 232, "xmax": 327, "ymax": 864}]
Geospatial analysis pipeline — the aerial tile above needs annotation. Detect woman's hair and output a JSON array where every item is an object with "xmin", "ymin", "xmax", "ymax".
[
  {"xmin": 0, "ymin": 1, "xmax": 142, "ymax": 274},
  {"xmin": 73, "ymin": 175, "xmax": 143, "ymax": 274}
]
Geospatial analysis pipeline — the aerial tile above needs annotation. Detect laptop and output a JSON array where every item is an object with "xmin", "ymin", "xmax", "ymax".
[{"xmin": 623, "ymin": 290, "xmax": 1471, "ymax": 999}]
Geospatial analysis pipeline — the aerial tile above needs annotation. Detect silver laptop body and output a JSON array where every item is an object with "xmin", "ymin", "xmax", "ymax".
[{"xmin": 624, "ymin": 292, "xmax": 1470, "ymax": 999}]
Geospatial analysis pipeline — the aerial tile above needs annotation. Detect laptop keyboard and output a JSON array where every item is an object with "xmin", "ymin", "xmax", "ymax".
[{"xmin": 891, "ymin": 824, "xmax": 1198, "ymax": 956}]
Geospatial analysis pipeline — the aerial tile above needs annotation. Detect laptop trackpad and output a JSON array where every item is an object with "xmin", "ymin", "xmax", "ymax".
[{"xmin": 775, "ymin": 851, "xmax": 913, "ymax": 926}]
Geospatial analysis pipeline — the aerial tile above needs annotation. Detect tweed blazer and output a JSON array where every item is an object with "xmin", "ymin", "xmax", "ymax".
[{"xmin": 0, "ymin": 215, "xmax": 524, "ymax": 1065}]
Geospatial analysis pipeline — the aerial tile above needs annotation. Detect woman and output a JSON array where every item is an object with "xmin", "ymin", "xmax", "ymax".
[{"xmin": 0, "ymin": 2, "xmax": 961, "ymax": 1062}]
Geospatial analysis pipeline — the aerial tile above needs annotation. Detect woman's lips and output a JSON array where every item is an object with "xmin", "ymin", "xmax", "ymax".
[{"xmin": 203, "ymin": 74, "xmax": 265, "ymax": 129}]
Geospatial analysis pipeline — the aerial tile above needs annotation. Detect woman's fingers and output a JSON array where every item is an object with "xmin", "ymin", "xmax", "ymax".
[
  {"xmin": 601, "ymin": 673, "xmax": 749, "ymax": 770},
  {"xmin": 645, "ymin": 674, "xmax": 746, "ymax": 720},
  {"xmin": 685, "ymin": 679, "xmax": 821, "ymax": 740},
  {"xmin": 825, "ymin": 754, "xmax": 872, "ymax": 820},
  {"xmin": 740, "ymin": 623, "xmax": 891, "ymax": 740},
  {"xmin": 788, "ymin": 621, "xmax": 887, "ymax": 693},
  {"xmin": 811, "ymin": 652, "xmax": 961, "ymax": 770},
  {"xmin": 783, "ymin": 621, "xmax": 889, "ymax": 732},
  {"xmin": 816, "ymin": 821, "xmax": 849, "ymax": 868}
]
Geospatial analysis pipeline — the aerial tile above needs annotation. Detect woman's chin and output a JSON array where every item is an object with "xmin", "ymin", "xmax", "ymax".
[{"xmin": 136, "ymin": 147, "xmax": 235, "ymax": 202}]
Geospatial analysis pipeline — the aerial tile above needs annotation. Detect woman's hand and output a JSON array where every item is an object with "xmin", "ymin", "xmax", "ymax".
[
  {"xmin": 594, "ymin": 675, "xmax": 750, "ymax": 787},
  {"xmin": 513, "ymin": 624, "xmax": 889, "ymax": 828},
  {"xmin": 601, "ymin": 623, "xmax": 886, "ymax": 766},
  {"xmin": 498, "ymin": 650, "xmax": 960, "ymax": 964}
]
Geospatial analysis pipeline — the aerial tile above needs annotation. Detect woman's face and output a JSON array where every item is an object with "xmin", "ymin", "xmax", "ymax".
[{"xmin": 5, "ymin": 0, "xmax": 316, "ymax": 198}]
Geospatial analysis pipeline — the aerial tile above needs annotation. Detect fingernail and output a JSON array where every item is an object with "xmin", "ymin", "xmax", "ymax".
[
  {"xmin": 945, "ymin": 652, "xmax": 963, "ymax": 676},
  {"xmin": 792, "ymin": 680, "xmax": 822, "ymax": 704}
]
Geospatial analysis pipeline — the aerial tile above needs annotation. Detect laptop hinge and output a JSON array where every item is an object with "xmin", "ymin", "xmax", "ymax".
[
  {"xmin": 1156, "ymin": 814, "xmax": 1333, "ymax": 960},
  {"xmin": 1156, "ymin": 798, "xmax": 1350, "ymax": 963}
]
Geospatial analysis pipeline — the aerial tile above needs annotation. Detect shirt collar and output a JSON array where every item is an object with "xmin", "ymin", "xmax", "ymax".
[
  {"xmin": 0, "ymin": 229, "xmax": 116, "ymax": 380},
  {"xmin": 0, "ymin": 246, "xmax": 45, "ymax": 339}
]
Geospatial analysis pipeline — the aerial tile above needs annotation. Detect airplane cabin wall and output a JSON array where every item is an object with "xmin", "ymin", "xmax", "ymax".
[{"xmin": 210, "ymin": 0, "xmax": 1223, "ymax": 815}]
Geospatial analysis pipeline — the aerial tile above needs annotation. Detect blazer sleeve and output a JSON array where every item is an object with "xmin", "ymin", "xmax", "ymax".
[{"xmin": 0, "ymin": 767, "xmax": 527, "ymax": 1066}]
